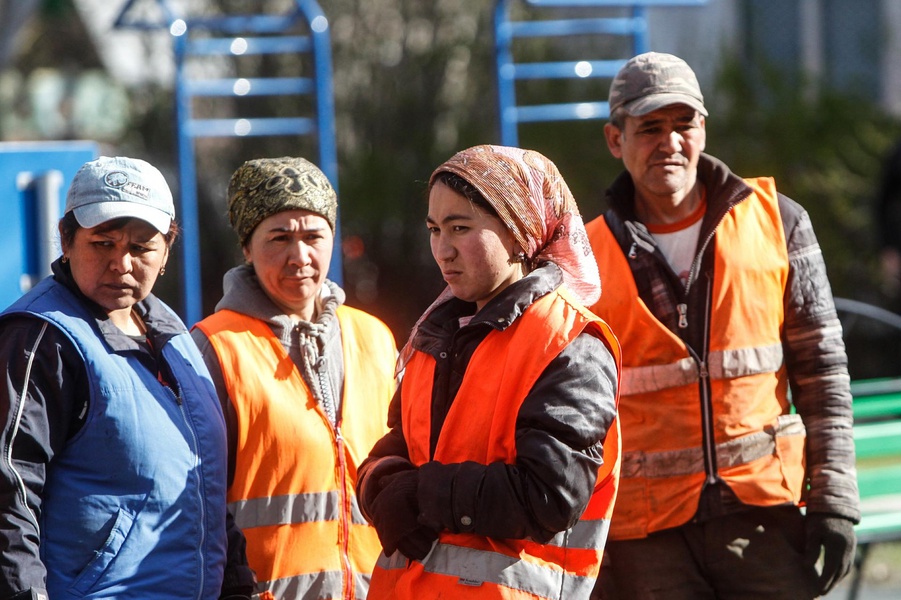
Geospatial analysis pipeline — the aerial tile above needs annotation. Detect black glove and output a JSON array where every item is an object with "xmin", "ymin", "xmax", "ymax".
[
  {"xmin": 358, "ymin": 456, "xmax": 416, "ymax": 519},
  {"xmin": 803, "ymin": 513, "xmax": 857, "ymax": 595},
  {"xmin": 368, "ymin": 469, "xmax": 439, "ymax": 560}
]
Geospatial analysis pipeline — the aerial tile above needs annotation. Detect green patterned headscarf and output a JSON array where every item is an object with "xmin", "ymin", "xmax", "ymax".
[{"xmin": 227, "ymin": 156, "xmax": 337, "ymax": 245}]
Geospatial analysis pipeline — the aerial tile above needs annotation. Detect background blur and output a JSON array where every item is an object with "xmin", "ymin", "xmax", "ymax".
[
  {"xmin": 3, "ymin": 0, "xmax": 901, "ymax": 358},
  {"xmin": 3, "ymin": 2, "xmax": 901, "ymax": 596}
]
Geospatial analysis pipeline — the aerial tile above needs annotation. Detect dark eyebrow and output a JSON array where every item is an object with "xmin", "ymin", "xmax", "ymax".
[
  {"xmin": 426, "ymin": 213, "xmax": 475, "ymax": 226},
  {"xmin": 638, "ymin": 109, "xmax": 698, "ymax": 128},
  {"xmin": 265, "ymin": 223, "xmax": 327, "ymax": 234}
]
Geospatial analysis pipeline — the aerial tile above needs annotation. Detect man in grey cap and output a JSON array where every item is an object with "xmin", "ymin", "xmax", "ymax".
[{"xmin": 584, "ymin": 52, "xmax": 859, "ymax": 599}]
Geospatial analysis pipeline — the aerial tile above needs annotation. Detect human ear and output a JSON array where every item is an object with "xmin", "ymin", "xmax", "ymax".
[{"xmin": 604, "ymin": 122, "xmax": 624, "ymax": 159}]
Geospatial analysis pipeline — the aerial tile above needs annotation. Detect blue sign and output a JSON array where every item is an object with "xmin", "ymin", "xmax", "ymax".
[{"xmin": 0, "ymin": 141, "xmax": 98, "ymax": 311}]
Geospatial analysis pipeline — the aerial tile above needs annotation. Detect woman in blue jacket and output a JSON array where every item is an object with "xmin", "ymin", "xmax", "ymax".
[{"xmin": 0, "ymin": 156, "xmax": 253, "ymax": 599}]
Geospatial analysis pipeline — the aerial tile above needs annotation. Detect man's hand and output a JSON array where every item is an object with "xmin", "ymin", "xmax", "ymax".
[
  {"xmin": 804, "ymin": 513, "xmax": 857, "ymax": 595},
  {"xmin": 368, "ymin": 470, "xmax": 438, "ymax": 560}
]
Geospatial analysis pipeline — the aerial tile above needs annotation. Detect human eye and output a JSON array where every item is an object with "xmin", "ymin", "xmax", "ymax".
[{"xmin": 636, "ymin": 124, "xmax": 660, "ymax": 136}]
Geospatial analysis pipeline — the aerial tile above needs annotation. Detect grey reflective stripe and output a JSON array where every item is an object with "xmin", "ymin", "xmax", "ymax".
[
  {"xmin": 421, "ymin": 543, "xmax": 595, "ymax": 599},
  {"xmin": 546, "ymin": 515, "xmax": 610, "ymax": 550},
  {"xmin": 375, "ymin": 520, "xmax": 606, "ymax": 599},
  {"xmin": 376, "ymin": 551, "xmax": 408, "ymax": 571},
  {"xmin": 621, "ymin": 356, "xmax": 697, "ymax": 395},
  {"xmin": 621, "ymin": 413, "xmax": 806, "ymax": 478},
  {"xmin": 709, "ymin": 343, "xmax": 784, "ymax": 379},
  {"xmin": 229, "ymin": 490, "xmax": 368, "ymax": 530},
  {"xmin": 259, "ymin": 569, "xmax": 370, "ymax": 599},
  {"xmin": 620, "ymin": 344, "xmax": 784, "ymax": 396}
]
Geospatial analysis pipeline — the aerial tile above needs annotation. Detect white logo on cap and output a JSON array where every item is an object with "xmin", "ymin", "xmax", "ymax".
[{"xmin": 105, "ymin": 171, "xmax": 129, "ymax": 187}]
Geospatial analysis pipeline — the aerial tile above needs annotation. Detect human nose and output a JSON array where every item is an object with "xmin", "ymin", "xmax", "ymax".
[
  {"xmin": 287, "ymin": 240, "xmax": 312, "ymax": 266},
  {"xmin": 431, "ymin": 233, "xmax": 455, "ymax": 263},
  {"xmin": 660, "ymin": 129, "xmax": 684, "ymax": 153},
  {"xmin": 109, "ymin": 249, "xmax": 133, "ymax": 274}
]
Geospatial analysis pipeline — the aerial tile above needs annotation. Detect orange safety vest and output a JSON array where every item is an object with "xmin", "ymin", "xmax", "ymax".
[
  {"xmin": 585, "ymin": 177, "xmax": 806, "ymax": 541},
  {"xmin": 368, "ymin": 286, "xmax": 622, "ymax": 600},
  {"xmin": 195, "ymin": 305, "xmax": 397, "ymax": 599}
]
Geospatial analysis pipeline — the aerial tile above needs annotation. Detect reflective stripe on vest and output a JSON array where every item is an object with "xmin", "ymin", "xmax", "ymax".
[
  {"xmin": 375, "ymin": 540, "xmax": 597, "ymax": 598},
  {"xmin": 621, "ymin": 343, "xmax": 784, "ymax": 395},
  {"xmin": 586, "ymin": 177, "xmax": 804, "ymax": 540},
  {"xmin": 374, "ymin": 510, "xmax": 611, "ymax": 598},
  {"xmin": 621, "ymin": 413, "xmax": 805, "ymax": 478},
  {"xmin": 369, "ymin": 286, "xmax": 622, "ymax": 600},
  {"xmin": 260, "ymin": 570, "xmax": 370, "ymax": 600},
  {"xmin": 228, "ymin": 490, "xmax": 370, "ymax": 529}
]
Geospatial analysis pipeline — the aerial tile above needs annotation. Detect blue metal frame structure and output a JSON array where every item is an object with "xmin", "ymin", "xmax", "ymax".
[
  {"xmin": 494, "ymin": 0, "xmax": 707, "ymax": 147},
  {"xmin": 114, "ymin": 0, "xmax": 340, "ymax": 326}
]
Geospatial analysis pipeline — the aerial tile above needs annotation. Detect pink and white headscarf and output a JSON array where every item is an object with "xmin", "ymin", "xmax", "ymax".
[{"xmin": 398, "ymin": 145, "xmax": 601, "ymax": 374}]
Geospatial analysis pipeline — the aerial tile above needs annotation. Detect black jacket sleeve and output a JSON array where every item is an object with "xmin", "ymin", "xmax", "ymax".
[
  {"xmin": 416, "ymin": 331, "xmax": 618, "ymax": 542},
  {"xmin": 778, "ymin": 196, "xmax": 860, "ymax": 522},
  {"xmin": 0, "ymin": 317, "xmax": 85, "ymax": 598}
]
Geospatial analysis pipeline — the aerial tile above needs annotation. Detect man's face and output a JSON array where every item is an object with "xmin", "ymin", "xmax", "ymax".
[{"xmin": 604, "ymin": 104, "xmax": 706, "ymax": 208}]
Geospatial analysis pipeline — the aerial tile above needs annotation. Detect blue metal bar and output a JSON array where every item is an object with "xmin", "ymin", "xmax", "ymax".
[
  {"xmin": 300, "ymin": 0, "xmax": 343, "ymax": 285},
  {"xmin": 186, "ymin": 117, "xmax": 316, "ymax": 137},
  {"xmin": 113, "ymin": 0, "xmax": 180, "ymax": 30},
  {"xmin": 512, "ymin": 59, "xmax": 627, "ymax": 79},
  {"xmin": 513, "ymin": 101, "xmax": 609, "ymax": 122},
  {"xmin": 508, "ymin": 17, "xmax": 644, "ymax": 37},
  {"xmin": 495, "ymin": 0, "xmax": 520, "ymax": 146},
  {"xmin": 631, "ymin": 6, "xmax": 649, "ymax": 53},
  {"xmin": 495, "ymin": 1, "xmax": 702, "ymax": 146},
  {"xmin": 114, "ymin": 1, "xmax": 348, "ymax": 317},
  {"xmin": 184, "ymin": 77, "xmax": 314, "ymax": 97},
  {"xmin": 180, "ymin": 15, "xmax": 302, "ymax": 34},
  {"xmin": 172, "ymin": 30, "xmax": 203, "ymax": 326},
  {"xmin": 187, "ymin": 36, "xmax": 312, "ymax": 56}
]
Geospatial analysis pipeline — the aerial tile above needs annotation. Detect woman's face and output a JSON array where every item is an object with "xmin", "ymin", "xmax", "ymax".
[
  {"xmin": 243, "ymin": 209, "xmax": 333, "ymax": 322},
  {"xmin": 427, "ymin": 182, "xmax": 524, "ymax": 312},
  {"xmin": 63, "ymin": 218, "xmax": 169, "ymax": 319}
]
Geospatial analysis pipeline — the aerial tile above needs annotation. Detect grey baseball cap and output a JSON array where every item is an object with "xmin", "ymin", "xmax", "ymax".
[
  {"xmin": 608, "ymin": 52, "xmax": 708, "ymax": 117},
  {"xmin": 65, "ymin": 156, "xmax": 175, "ymax": 234}
]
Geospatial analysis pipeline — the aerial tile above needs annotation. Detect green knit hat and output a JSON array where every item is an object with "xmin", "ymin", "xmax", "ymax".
[{"xmin": 227, "ymin": 156, "xmax": 337, "ymax": 245}]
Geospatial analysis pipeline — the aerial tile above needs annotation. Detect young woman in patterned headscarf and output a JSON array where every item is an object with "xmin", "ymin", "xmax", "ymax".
[
  {"xmin": 192, "ymin": 157, "xmax": 398, "ymax": 600},
  {"xmin": 357, "ymin": 145, "xmax": 622, "ymax": 600}
]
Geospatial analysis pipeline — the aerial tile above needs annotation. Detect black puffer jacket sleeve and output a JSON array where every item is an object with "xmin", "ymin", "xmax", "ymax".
[{"xmin": 778, "ymin": 195, "xmax": 860, "ymax": 522}]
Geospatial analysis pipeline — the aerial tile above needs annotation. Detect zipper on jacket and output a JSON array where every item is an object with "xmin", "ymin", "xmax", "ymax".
[
  {"xmin": 677, "ymin": 303, "xmax": 688, "ymax": 329},
  {"xmin": 334, "ymin": 424, "xmax": 355, "ymax": 599},
  {"xmin": 698, "ymin": 271, "xmax": 718, "ymax": 485},
  {"xmin": 174, "ymin": 385, "xmax": 206, "ymax": 600}
]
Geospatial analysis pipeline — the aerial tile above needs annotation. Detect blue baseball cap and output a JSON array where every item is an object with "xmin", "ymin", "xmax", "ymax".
[{"xmin": 65, "ymin": 156, "xmax": 175, "ymax": 234}]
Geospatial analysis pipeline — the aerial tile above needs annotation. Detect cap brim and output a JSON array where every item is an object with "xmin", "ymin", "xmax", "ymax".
[
  {"xmin": 623, "ymin": 93, "xmax": 708, "ymax": 117},
  {"xmin": 73, "ymin": 202, "xmax": 172, "ymax": 234}
]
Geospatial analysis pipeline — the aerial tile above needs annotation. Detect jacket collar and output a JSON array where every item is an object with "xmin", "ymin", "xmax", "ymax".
[
  {"xmin": 606, "ymin": 153, "xmax": 755, "ymax": 247},
  {"xmin": 51, "ymin": 257, "xmax": 185, "ymax": 352},
  {"xmin": 412, "ymin": 263, "xmax": 564, "ymax": 354}
]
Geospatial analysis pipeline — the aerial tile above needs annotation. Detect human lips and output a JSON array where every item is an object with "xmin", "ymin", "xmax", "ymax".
[
  {"xmin": 441, "ymin": 269, "xmax": 462, "ymax": 283},
  {"xmin": 102, "ymin": 281, "xmax": 136, "ymax": 292}
]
